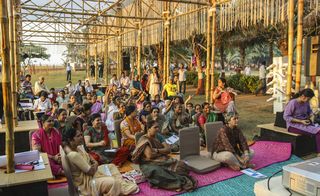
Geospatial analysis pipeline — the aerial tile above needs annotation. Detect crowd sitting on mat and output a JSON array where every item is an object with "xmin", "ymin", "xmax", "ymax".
[{"xmin": 19, "ymin": 66, "xmax": 258, "ymax": 195}]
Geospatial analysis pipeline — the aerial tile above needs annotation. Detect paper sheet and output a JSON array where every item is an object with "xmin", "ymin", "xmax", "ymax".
[
  {"xmin": 165, "ymin": 135, "xmax": 179, "ymax": 145},
  {"xmin": 241, "ymin": 168, "xmax": 267, "ymax": 179}
]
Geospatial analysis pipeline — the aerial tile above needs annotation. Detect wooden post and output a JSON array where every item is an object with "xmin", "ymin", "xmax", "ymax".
[
  {"xmin": 136, "ymin": 0, "xmax": 142, "ymax": 78},
  {"xmin": 295, "ymin": 0, "xmax": 303, "ymax": 92},
  {"xmin": 86, "ymin": 44, "xmax": 89, "ymax": 79},
  {"xmin": 13, "ymin": 0, "xmax": 20, "ymax": 91},
  {"xmin": 206, "ymin": 7, "xmax": 212, "ymax": 102},
  {"xmin": 163, "ymin": 3, "xmax": 170, "ymax": 83},
  {"xmin": 286, "ymin": 0, "xmax": 294, "ymax": 102},
  {"xmin": 8, "ymin": 0, "xmax": 17, "ymax": 126},
  {"xmin": 104, "ymin": 40, "xmax": 109, "ymax": 85},
  {"xmin": 0, "ymin": 0, "xmax": 15, "ymax": 173},
  {"xmin": 94, "ymin": 43, "xmax": 97, "ymax": 83},
  {"xmin": 210, "ymin": 0, "xmax": 216, "ymax": 103},
  {"xmin": 116, "ymin": 5, "xmax": 122, "ymax": 78}
]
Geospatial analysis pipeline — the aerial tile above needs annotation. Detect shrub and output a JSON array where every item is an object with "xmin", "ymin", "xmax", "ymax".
[{"xmin": 226, "ymin": 74, "xmax": 260, "ymax": 93}]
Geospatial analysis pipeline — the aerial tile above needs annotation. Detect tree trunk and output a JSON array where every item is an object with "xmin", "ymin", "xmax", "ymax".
[
  {"xmin": 269, "ymin": 41, "xmax": 273, "ymax": 65},
  {"xmin": 239, "ymin": 45, "xmax": 246, "ymax": 68},
  {"xmin": 156, "ymin": 43, "xmax": 164, "ymax": 71},
  {"xmin": 220, "ymin": 45, "xmax": 225, "ymax": 78},
  {"xmin": 277, "ymin": 38, "xmax": 288, "ymax": 56},
  {"xmin": 195, "ymin": 45, "xmax": 204, "ymax": 95}
]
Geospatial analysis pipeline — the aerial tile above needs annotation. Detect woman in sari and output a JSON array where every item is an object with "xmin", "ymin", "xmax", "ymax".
[
  {"xmin": 211, "ymin": 112, "xmax": 254, "ymax": 171},
  {"xmin": 62, "ymin": 126, "xmax": 122, "ymax": 196},
  {"xmin": 213, "ymin": 78, "xmax": 237, "ymax": 113},
  {"xmin": 147, "ymin": 67, "xmax": 161, "ymax": 100},
  {"xmin": 132, "ymin": 120, "xmax": 197, "ymax": 192},
  {"xmin": 84, "ymin": 113, "xmax": 113, "ymax": 164},
  {"xmin": 32, "ymin": 115, "xmax": 63, "ymax": 177},
  {"xmin": 112, "ymin": 105, "xmax": 143, "ymax": 166},
  {"xmin": 53, "ymin": 108, "xmax": 68, "ymax": 133}
]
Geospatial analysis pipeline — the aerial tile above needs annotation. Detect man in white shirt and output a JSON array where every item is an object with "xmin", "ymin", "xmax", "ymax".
[
  {"xmin": 66, "ymin": 63, "xmax": 72, "ymax": 81},
  {"xmin": 109, "ymin": 74, "xmax": 120, "ymax": 88},
  {"xmin": 34, "ymin": 91, "xmax": 52, "ymax": 113},
  {"xmin": 244, "ymin": 66, "xmax": 251, "ymax": 76},
  {"xmin": 56, "ymin": 90, "xmax": 69, "ymax": 109},
  {"xmin": 178, "ymin": 64, "xmax": 187, "ymax": 94},
  {"xmin": 34, "ymin": 76, "xmax": 49, "ymax": 96},
  {"xmin": 119, "ymin": 71, "xmax": 131, "ymax": 89},
  {"xmin": 255, "ymin": 63, "xmax": 267, "ymax": 96}
]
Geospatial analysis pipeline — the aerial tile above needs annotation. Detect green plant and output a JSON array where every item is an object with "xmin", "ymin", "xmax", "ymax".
[{"xmin": 226, "ymin": 74, "xmax": 260, "ymax": 93}]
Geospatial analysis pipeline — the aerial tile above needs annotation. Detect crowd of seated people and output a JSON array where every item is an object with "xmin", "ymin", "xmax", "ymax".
[{"xmin": 17, "ymin": 69, "xmax": 262, "ymax": 195}]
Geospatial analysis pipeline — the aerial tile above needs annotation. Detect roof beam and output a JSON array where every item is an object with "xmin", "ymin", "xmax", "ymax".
[
  {"xmin": 157, "ymin": 0, "xmax": 209, "ymax": 6},
  {"xmin": 22, "ymin": 29, "xmax": 116, "ymax": 36},
  {"xmin": 21, "ymin": 6, "xmax": 162, "ymax": 20},
  {"xmin": 22, "ymin": 19, "xmax": 137, "ymax": 29}
]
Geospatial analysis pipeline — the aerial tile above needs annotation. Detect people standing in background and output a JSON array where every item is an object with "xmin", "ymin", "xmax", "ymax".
[
  {"xmin": 255, "ymin": 62, "xmax": 266, "ymax": 96},
  {"xmin": 66, "ymin": 63, "xmax": 72, "ymax": 81},
  {"xmin": 90, "ymin": 64, "xmax": 95, "ymax": 77},
  {"xmin": 178, "ymin": 64, "xmax": 187, "ymax": 94},
  {"xmin": 98, "ymin": 62, "xmax": 103, "ymax": 78},
  {"xmin": 147, "ymin": 67, "xmax": 161, "ymax": 100},
  {"xmin": 243, "ymin": 65, "xmax": 251, "ymax": 76}
]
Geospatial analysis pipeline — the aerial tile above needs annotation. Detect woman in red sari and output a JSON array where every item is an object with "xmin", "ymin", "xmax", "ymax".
[{"xmin": 32, "ymin": 114, "xmax": 63, "ymax": 177}]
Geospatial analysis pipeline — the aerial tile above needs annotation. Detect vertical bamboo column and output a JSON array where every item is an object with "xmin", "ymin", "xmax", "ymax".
[
  {"xmin": 162, "ymin": 2, "xmax": 171, "ymax": 84},
  {"xmin": 8, "ymin": 0, "xmax": 17, "ymax": 126},
  {"xmin": 295, "ymin": 0, "xmax": 303, "ymax": 92},
  {"xmin": 13, "ymin": 0, "xmax": 20, "ymax": 91},
  {"xmin": 86, "ymin": 44, "xmax": 89, "ymax": 79},
  {"xmin": 162, "ymin": 2, "xmax": 167, "ymax": 84},
  {"xmin": 1, "ymin": 0, "xmax": 15, "ymax": 173},
  {"xmin": 286, "ymin": 0, "xmax": 294, "ymax": 102},
  {"xmin": 206, "ymin": 7, "xmax": 212, "ymax": 102},
  {"xmin": 94, "ymin": 43, "xmax": 98, "ymax": 83},
  {"xmin": 104, "ymin": 40, "xmax": 109, "ymax": 85},
  {"xmin": 116, "ymin": 5, "xmax": 122, "ymax": 78},
  {"xmin": 137, "ymin": 0, "xmax": 142, "ymax": 78},
  {"xmin": 210, "ymin": 0, "xmax": 216, "ymax": 103}
]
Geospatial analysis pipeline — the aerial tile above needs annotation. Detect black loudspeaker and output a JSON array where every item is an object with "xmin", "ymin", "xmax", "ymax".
[
  {"xmin": 123, "ymin": 56, "xmax": 130, "ymax": 71},
  {"xmin": 274, "ymin": 111, "xmax": 287, "ymax": 128},
  {"xmin": 304, "ymin": 36, "xmax": 320, "ymax": 76}
]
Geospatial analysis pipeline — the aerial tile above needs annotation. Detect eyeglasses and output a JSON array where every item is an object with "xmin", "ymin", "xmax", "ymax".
[{"xmin": 46, "ymin": 119, "xmax": 54, "ymax": 123}]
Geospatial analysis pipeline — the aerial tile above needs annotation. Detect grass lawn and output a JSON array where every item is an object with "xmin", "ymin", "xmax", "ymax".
[
  {"xmin": 30, "ymin": 70, "xmax": 88, "ymax": 88},
  {"xmin": 19, "ymin": 70, "xmax": 275, "ymax": 140}
]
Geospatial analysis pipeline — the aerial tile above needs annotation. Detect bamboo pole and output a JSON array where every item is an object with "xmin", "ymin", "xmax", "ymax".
[
  {"xmin": 287, "ymin": 0, "xmax": 294, "ymax": 102},
  {"xmin": 86, "ymin": 44, "xmax": 90, "ymax": 79},
  {"xmin": 206, "ymin": 7, "xmax": 212, "ymax": 102},
  {"xmin": 166, "ymin": 14, "xmax": 171, "ymax": 83},
  {"xmin": 1, "ymin": 0, "xmax": 15, "ymax": 173},
  {"xmin": 104, "ymin": 34, "xmax": 109, "ymax": 85},
  {"xmin": 8, "ymin": 0, "xmax": 17, "ymax": 126},
  {"xmin": 137, "ymin": 0, "xmax": 142, "ymax": 78},
  {"xmin": 14, "ymin": 0, "xmax": 20, "ymax": 91},
  {"xmin": 210, "ymin": 0, "xmax": 216, "ymax": 103},
  {"xmin": 116, "ymin": 5, "xmax": 122, "ymax": 78},
  {"xmin": 94, "ymin": 43, "xmax": 98, "ymax": 83},
  {"xmin": 295, "ymin": 0, "xmax": 303, "ymax": 92}
]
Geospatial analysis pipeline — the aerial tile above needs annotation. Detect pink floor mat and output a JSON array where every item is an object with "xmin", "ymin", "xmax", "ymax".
[{"xmin": 135, "ymin": 141, "xmax": 292, "ymax": 196}]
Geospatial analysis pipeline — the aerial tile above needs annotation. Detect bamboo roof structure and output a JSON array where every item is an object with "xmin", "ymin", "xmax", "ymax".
[{"xmin": 18, "ymin": 0, "xmax": 320, "ymax": 53}]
